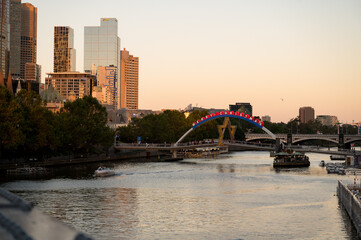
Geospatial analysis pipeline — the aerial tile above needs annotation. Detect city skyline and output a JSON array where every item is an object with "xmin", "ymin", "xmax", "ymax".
[{"xmin": 24, "ymin": 0, "xmax": 361, "ymax": 123}]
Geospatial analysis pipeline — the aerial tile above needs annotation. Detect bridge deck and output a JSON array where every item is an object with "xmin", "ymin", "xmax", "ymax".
[{"xmin": 114, "ymin": 142, "xmax": 359, "ymax": 157}]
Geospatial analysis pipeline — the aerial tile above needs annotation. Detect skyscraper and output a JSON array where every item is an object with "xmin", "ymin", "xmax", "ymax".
[
  {"xmin": 54, "ymin": 26, "xmax": 76, "ymax": 72},
  {"xmin": 299, "ymin": 106, "xmax": 315, "ymax": 124},
  {"xmin": 9, "ymin": 0, "xmax": 21, "ymax": 78},
  {"xmin": 0, "ymin": 0, "xmax": 10, "ymax": 76},
  {"xmin": 84, "ymin": 18, "xmax": 120, "ymax": 108},
  {"xmin": 120, "ymin": 48, "xmax": 139, "ymax": 109},
  {"xmin": 20, "ymin": 2, "xmax": 36, "ymax": 79}
]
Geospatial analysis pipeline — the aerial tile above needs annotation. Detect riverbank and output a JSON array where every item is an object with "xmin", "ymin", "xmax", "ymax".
[{"xmin": 0, "ymin": 150, "xmax": 169, "ymax": 173}]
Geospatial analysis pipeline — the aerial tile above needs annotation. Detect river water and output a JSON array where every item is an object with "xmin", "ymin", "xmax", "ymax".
[{"xmin": 0, "ymin": 151, "xmax": 359, "ymax": 240}]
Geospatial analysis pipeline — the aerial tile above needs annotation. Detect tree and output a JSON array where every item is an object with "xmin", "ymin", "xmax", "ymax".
[
  {"xmin": 59, "ymin": 96, "xmax": 114, "ymax": 155},
  {"xmin": 15, "ymin": 90, "xmax": 57, "ymax": 160},
  {"xmin": 0, "ymin": 86, "xmax": 22, "ymax": 160}
]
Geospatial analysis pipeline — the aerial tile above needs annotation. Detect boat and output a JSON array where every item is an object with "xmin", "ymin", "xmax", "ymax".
[
  {"xmin": 273, "ymin": 151, "xmax": 310, "ymax": 168},
  {"xmin": 326, "ymin": 163, "xmax": 346, "ymax": 175},
  {"xmin": 330, "ymin": 155, "xmax": 346, "ymax": 161},
  {"xmin": 94, "ymin": 167, "xmax": 115, "ymax": 177}
]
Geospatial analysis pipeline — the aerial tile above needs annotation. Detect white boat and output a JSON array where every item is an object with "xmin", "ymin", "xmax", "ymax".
[{"xmin": 94, "ymin": 167, "xmax": 115, "ymax": 177}]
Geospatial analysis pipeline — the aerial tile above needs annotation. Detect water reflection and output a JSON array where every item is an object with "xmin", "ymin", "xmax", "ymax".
[
  {"xmin": 1, "ymin": 151, "xmax": 358, "ymax": 239},
  {"xmin": 14, "ymin": 188, "xmax": 138, "ymax": 240}
]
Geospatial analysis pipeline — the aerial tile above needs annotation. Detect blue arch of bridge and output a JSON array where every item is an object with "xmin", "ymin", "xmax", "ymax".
[
  {"xmin": 175, "ymin": 114, "xmax": 276, "ymax": 145},
  {"xmin": 192, "ymin": 114, "xmax": 262, "ymax": 129}
]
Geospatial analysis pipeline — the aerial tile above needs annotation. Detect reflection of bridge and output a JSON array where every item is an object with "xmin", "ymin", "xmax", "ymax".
[{"xmin": 245, "ymin": 133, "xmax": 361, "ymax": 145}]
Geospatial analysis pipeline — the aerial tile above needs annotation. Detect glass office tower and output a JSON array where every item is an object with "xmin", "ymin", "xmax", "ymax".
[{"xmin": 84, "ymin": 18, "xmax": 120, "ymax": 109}]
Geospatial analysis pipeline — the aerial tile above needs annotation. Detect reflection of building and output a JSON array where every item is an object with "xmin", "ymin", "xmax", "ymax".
[
  {"xmin": 54, "ymin": 26, "xmax": 76, "ymax": 72},
  {"xmin": 229, "ymin": 103, "xmax": 253, "ymax": 116},
  {"xmin": 262, "ymin": 115, "xmax": 271, "ymax": 122},
  {"xmin": 299, "ymin": 106, "xmax": 314, "ymax": 124},
  {"xmin": 316, "ymin": 115, "xmax": 338, "ymax": 126},
  {"xmin": 120, "ymin": 48, "xmax": 139, "ymax": 109},
  {"xmin": 94, "ymin": 65, "xmax": 117, "ymax": 108},
  {"xmin": 20, "ymin": 2, "xmax": 37, "ymax": 80},
  {"xmin": 84, "ymin": 18, "xmax": 120, "ymax": 108},
  {"xmin": 45, "ymin": 72, "xmax": 93, "ymax": 101}
]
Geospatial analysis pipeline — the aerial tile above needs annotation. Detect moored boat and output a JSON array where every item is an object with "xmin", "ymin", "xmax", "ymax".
[
  {"xmin": 330, "ymin": 155, "xmax": 346, "ymax": 161},
  {"xmin": 273, "ymin": 151, "xmax": 310, "ymax": 168}
]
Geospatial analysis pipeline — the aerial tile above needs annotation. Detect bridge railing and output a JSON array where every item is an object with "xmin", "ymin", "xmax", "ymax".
[{"xmin": 114, "ymin": 141, "xmax": 218, "ymax": 148}]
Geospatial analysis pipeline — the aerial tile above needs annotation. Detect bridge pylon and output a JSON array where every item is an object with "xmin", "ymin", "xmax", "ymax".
[
  {"xmin": 217, "ymin": 117, "xmax": 236, "ymax": 146},
  {"xmin": 275, "ymin": 138, "xmax": 283, "ymax": 153}
]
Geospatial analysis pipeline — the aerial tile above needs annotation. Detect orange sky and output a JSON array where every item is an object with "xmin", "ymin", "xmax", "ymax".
[{"xmin": 27, "ymin": 0, "xmax": 361, "ymax": 123}]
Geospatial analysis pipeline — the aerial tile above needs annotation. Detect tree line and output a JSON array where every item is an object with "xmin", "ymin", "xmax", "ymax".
[
  {"xmin": 116, "ymin": 110, "xmax": 359, "ymax": 144},
  {"xmin": 0, "ymin": 85, "xmax": 114, "ymax": 161}
]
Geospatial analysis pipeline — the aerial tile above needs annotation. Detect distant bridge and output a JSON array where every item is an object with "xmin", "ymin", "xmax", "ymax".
[
  {"xmin": 245, "ymin": 133, "xmax": 361, "ymax": 145},
  {"xmin": 114, "ymin": 141, "xmax": 358, "ymax": 157}
]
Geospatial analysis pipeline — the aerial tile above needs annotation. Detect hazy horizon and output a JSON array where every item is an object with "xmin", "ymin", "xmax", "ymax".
[{"xmin": 25, "ymin": 0, "xmax": 361, "ymax": 123}]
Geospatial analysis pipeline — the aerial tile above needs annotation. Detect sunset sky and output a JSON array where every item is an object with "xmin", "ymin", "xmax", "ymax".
[{"xmin": 26, "ymin": 0, "xmax": 361, "ymax": 123}]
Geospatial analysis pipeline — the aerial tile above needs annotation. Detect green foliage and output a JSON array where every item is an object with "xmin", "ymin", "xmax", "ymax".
[
  {"xmin": 117, "ymin": 110, "xmax": 189, "ymax": 143},
  {"xmin": 0, "ymin": 86, "xmax": 22, "ymax": 158},
  {"xmin": 59, "ymin": 96, "xmax": 114, "ymax": 154},
  {"xmin": 0, "ymin": 91, "xmax": 114, "ymax": 160},
  {"xmin": 15, "ymin": 90, "xmax": 57, "ymax": 159},
  {"xmin": 186, "ymin": 110, "xmax": 219, "ymax": 141}
]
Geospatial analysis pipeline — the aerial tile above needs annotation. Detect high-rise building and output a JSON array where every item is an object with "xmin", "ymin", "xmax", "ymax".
[
  {"xmin": 299, "ymin": 106, "xmax": 315, "ymax": 124},
  {"xmin": 0, "ymin": 0, "xmax": 10, "ymax": 76},
  {"xmin": 316, "ymin": 115, "xmax": 338, "ymax": 126},
  {"xmin": 229, "ymin": 103, "xmax": 253, "ymax": 116},
  {"xmin": 45, "ymin": 72, "xmax": 93, "ymax": 101},
  {"xmin": 84, "ymin": 18, "xmax": 120, "ymax": 108},
  {"xmin": 24, "ymin": 62, "xmax": 40, "ymax": 81},
  {"xmin": 9, "ymin": 0, "xmax": 21, "ymax": 79},
  {"xmin": 120, "ymin": 48, "xmax": 139, "ymax": 109},
  {"xmin": 20, "ymin": 2, "xmax": 36, "ymax": 79},
  {"xmin": 54, "ymin": 26, "xmax": 76, "ymax": 72}
]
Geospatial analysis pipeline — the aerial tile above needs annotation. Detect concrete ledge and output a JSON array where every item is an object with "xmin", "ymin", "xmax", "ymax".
[
  {"xmin": 337, "ymin": 181, "xmax": 361, "ymax": 239},
  {"xmin": 0, "ymin": 188, "xmax": 93, "ymax": 240}
]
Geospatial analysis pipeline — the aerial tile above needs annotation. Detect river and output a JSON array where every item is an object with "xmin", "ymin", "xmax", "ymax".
[{"xmin": 0, "ymin": 151, "xmax": 359, "ymax": 239}]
